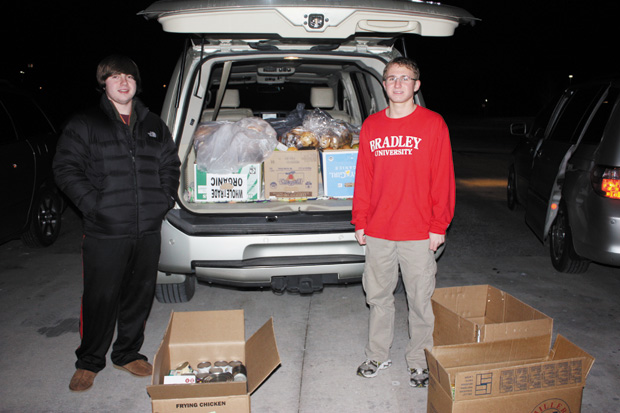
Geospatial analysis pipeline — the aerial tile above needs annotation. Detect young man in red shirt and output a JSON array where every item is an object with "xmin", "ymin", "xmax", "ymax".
[{"xmin": 352, "ymin": 57, "xmax": 455, "ymax": 387}]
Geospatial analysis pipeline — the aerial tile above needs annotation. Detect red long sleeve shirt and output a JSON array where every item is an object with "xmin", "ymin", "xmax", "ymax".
[{"xmin": 352, "ymin": 106, "xmax": 455, "ymax": 241}]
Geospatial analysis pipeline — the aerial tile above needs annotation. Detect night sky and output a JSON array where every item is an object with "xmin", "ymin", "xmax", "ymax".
[
  {"xmin": 412, "ymin": 1, "xmax": 618, "ymax": 116},
  {"xmin": 3, "ymin": 1, "xmax": 617, "ymax": 125}
]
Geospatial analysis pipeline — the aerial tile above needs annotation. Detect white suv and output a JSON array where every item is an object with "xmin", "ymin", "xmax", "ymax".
[{"xmin": 141, "ymin": 0, "xmax": 475, "ymax": 302}]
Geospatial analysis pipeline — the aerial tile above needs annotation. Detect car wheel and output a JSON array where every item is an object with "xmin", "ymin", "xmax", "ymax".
[
  {"xmin": 155, "ymin": 275, "xmax": 196, "ymax": 303},
  {"xmin": 549, "ymin": 203, "xmax": 590, "ymax": 273},
  {"xmin": 507, "ymin": 166, "xmax": 518, "ymax": 210},
  {"xmin": 21, "ymin": 186, "xmax": 63, "ymax": 247}
]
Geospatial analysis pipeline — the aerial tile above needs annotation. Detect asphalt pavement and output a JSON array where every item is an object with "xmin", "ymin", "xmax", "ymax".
[{"xmin": 0, "ymin": 118, "xmax": 618, "ymax": 412}]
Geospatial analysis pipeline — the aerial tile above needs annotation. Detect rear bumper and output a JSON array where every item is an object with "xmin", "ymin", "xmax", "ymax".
[
  {"xmin": 567, "ymin": 181, "xmax": 620, "ymax": 266},
  {"xmin": 193, "ymin": 260, "xmax": 364, "ymax": 287},
  {"xmin": 574, "ymin": 242, "xmax": 620, "ymax": 266},
  {"xmin": 158, "ymin": 217, "xmax": 365, "ymax": 285}
]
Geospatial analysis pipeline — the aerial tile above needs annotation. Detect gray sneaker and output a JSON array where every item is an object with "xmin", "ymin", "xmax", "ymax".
[
  {"xmin": 357, "ymin": 359, "xmax": 392, "ymax": 378},
  {"xmin": 409, "ymin": 368, "xmax": 429, "ymax": 387}
]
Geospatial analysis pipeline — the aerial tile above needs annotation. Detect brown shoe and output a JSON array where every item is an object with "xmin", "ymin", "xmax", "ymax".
[
  {"xmin": 69, "ymin": 369, "xmax": 97, "ymax": 392},
  {"xmin": 114, "ymin": 359, "xmax": 153, "ymax": 377}
]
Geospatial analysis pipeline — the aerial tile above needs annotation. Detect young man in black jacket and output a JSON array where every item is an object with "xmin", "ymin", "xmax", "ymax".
[{"xmin": 53, "ymin": 55, "xmax": 180, "ymax": 392}]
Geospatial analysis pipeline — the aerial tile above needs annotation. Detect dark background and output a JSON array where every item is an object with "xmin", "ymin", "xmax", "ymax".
[
  {"xmin": 3, "ymin": 1, "xmax": 618, "ymax": 127},
  {"xmin": 2, "ymin": 1, "xmax": 182, "ymax": 125},
  {"xmin": 411, "ymin": 1, "xmax": 618, "ymax": 117}
]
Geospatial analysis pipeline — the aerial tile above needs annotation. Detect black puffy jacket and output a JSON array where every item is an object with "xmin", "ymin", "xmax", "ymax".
[{"xmin": 53, "ymin": 95, "xmax": 180, "ymax": 238}]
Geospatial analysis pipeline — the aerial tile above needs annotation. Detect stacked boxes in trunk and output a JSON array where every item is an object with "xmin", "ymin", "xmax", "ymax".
[
  {"xmin": 319, "ymin": 149, "xmax": 358, "ymax": 198},
  {"xmin": 147, "ymin": 310, "xmax": 280, "ymax": 413},
  {"xmin": 195, "ymin": 147, "xmax": 359, "ymax": 200},
  {"xmin": 194, "ymin": 164, "xmax": 262, "ymax": 202},
  {"xmin": 189, "ymin": 112, "xmax": 361, "ymax": 201},
  {"xmin": 263, "ymin": 149, "xmax": 320, "ymax": 198},
  {"xmin": 428, "ymin": 285, "xmax": 594, "ymax": 413}
]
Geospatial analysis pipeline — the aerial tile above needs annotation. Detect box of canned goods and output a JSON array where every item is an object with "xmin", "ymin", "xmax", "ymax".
[
  {"xmin": 147, "ymin": 310, "xmax": 281, "ymax": 412},
  {"xmin": 163, "ymin": 360, "xmax": 248, "ymax": 385}
]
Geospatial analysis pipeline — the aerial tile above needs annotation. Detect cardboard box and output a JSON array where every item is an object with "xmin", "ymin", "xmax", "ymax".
[
  {"xmin": 426, "ymin": 334, "xmax": 594, "ymax": 413},
  {"xmin": 320, "ymin": 149, "xmax": 358, "ymax": 198},
  {"xmin": 194, "ymin": 164, "xmax": 262, "ymax": 202},
  {"xmin": 263, "ymin": 150, "xmax": 319, "ymax": 198},
  {"xmin": 432, "ymin": 285, "xmax": 553, "ymax": 346},
  {"xmin": 147, "ymin": 310, "xmax": 281, "ymax": 413}
]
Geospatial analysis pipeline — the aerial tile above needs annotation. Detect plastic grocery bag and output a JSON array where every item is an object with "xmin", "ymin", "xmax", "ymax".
[
  {"xmin": 302, "ymin": 108, "xmax": 334, "ymax": 132},
  {"xmin": 279, "ymin": 108, "xmax": 354, "ymax": 149},
  {"xmin": 266, "ymin": 102, "xmax": 307, "ymax": 138},
  {"xmin": 193, "ymin": 117, "xmax": 277, "ymax": 173}
]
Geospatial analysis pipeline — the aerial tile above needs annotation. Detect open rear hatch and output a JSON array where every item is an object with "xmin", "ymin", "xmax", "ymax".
[
  {"xmin": 141, "ymin": 0, "xmax": 476, "ymax": 224},
  {"xmin": 140, "ymin": 0, "xmax": 476, "ymax": 38}
]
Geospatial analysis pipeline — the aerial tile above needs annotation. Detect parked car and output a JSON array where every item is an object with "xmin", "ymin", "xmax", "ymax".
[
  {"xmin": 0, "ymin": 82, "xmax": 63, "ymax": 247},
  {"xmin": 508, "ymin": 79, "xmax": 620, "ymax": 273},
  {"xmin": 141, "ymin": 0, "xmax": 475, "ymax": 302}
]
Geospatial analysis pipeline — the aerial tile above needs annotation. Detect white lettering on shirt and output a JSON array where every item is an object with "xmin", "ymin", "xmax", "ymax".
[{"xmin": 369, "ymin": 136, "xmax": 421, "ymax": 156}]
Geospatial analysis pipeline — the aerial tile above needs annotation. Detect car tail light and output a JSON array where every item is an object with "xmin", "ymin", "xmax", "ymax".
[{"xmin": 591, "ymin": 166, "xmax": 620, "ymax": 199}]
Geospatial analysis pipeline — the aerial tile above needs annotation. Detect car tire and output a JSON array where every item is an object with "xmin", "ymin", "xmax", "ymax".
[
  {"xmin": 21, "ymin": 186, "xmax": 63, "ymax": 247},
  {"xmin": 155, "ymin": 275, "xmax": 196, "ymax": 303},
  {"xmin": 549, "ymin": 202, "xmax": 590, "ymax": 273},
  {"xmin": 507, "ymin": 166, "xmax": 518, "ymax": 210}
]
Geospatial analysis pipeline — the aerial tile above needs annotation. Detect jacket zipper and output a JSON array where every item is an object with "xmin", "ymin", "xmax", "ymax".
[{"xmin": 128, "ymin": 123, "xmax": 139, "ymax": 237}]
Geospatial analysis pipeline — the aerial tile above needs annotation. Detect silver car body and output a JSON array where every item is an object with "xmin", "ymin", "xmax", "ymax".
[
  {"xmin": 509, "ymin": 80, "xmax": 620, "ymax": 271},
  {"xmin": 562, "ymin": 84, "xmax": 620, "ymax": 265},
  {"xmin": 142, "ymin": 0, "xmax": 475, "ymax": 301}
]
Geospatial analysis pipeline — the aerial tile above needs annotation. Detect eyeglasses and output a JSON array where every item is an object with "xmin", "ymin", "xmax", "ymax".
[{"xmin": 384, "ymin": 75, "xmax": 417, "ymax": 84}]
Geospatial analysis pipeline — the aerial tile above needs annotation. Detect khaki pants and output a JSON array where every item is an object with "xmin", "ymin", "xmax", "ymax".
[{"xmin": 362, "ymin": 236, "xmax": 436, "ymax": 370}]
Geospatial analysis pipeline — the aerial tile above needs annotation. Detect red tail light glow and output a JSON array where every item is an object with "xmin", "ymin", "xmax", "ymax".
[
  {"xmin": 592, "ymin": 166, "xmax": 620, "ymax": 199},
  {"xmin": 602, "ymin": 179, "xmax": 620, "ymax": 199}
]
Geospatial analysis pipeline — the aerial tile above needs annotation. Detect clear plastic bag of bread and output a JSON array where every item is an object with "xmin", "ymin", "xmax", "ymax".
[
  {"xmin": 193, "ymin": 117, "xmax": 277, "ymax": 173},
  {"xmin": 302, "ymin": 109, "xmax": 352, "ymax": 149},
  {"xmin": 282, "ymin": 126, "xmax": 318, "ymax": 149}
]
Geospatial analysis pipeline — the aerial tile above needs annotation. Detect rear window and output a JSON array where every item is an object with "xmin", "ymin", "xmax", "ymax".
[
  {"xmin": 221, "ymin": 83, "xmax": 317, "ymax": 112},
  {"xmin": 351, "ymin": 71, "xmax": 377, "ymax": 120},
  {"xmin": 201, "ymin": 58, "xmax": 382, "ymax": 121},
  {"xmin": 548, "ymin": 85, "xmax": 605, "ymax": 144},
  {"xmin": 531, "ymin": 93, "xmax": 561, "ymax": 139},
  {"xmin": 581, "ymin": 87, "xmax": 620, "ymax": 145}
]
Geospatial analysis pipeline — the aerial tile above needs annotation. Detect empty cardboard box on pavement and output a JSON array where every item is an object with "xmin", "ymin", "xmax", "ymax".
[
  {"xmin": 263, "ymin": 149, "xmax": 319, "ymax": 198},
  {"xmin": 432, "ymin": 285, "xmax": 553, "ymax": 346},
  {"xmin": 425, "ymin": 334, "xmax": 594, "ymax": 413},
  {"xmin": 147, "ymin": 310, "xmax": 281, "ymax": 413}
]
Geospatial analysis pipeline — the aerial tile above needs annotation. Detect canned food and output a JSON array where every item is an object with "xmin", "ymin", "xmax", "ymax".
[
  {"xmin": 219, "ymin": 372, "xmax": 234, "ymax": 382},
  {"xmin": 202, "ymin": 367, "xmax": 234, "ymax": 383},
  {"xmin": 195, "ymin": 372, "xmax": 210, "ymax": 383},
  {"xmin": 170, "ymin": 361, "xmax": 193, "ymax": 375},
  {"xmin": 176, "ymin": 361, "xmax": 190, "ymax": 370},
  {"xmin": 196, "ymin": 361, "xmax": 212, "ymax": 374},
  {"xmin": 202, "ymin": 373, "xmax": 217, "ymax": 383},
  {"xmin": 214, "ymin": 361, "xmax": 232, "ymax": 373},
  {"xmin": 231, "ymin": 362, "xmax": 247, "ymax": 382}
]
